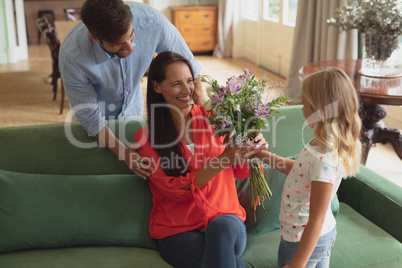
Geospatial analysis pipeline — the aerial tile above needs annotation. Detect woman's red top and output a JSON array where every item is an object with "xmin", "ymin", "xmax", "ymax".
[{"xmin": 135, "ymin": 105, "xmax": 249, "ymax": 239}]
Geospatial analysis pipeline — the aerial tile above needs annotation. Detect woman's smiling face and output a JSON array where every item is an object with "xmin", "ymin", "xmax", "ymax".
[{"xmin": 153, "ymin": 61, "xmax": 195, "ymax": 113}]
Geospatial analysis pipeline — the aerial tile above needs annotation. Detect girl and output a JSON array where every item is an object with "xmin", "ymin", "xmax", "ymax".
[
  {"xmin": 134, "ymin": 51, "xmax": 267, "ymax": 268},
  {"xmin": 256, "ymin": 67, "xmax": 362, "ymax": 268}
]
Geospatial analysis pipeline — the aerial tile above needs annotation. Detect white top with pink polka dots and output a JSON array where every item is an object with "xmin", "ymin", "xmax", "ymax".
[{"xmin": 279, "ymin": 140, "xmax": 343, "ymax": 242}]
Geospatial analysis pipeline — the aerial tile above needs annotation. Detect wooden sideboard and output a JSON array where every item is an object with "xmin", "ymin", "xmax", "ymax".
[{"xmin": 171, "ymin": 6, "xmax": 218, "ymax": 53}]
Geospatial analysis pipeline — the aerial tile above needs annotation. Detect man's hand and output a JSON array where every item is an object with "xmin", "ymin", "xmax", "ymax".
[
  {"xmin": 124, "ymin": 144, "xmax": 154, "ymax": 180},
  {"xmin": 95, "ymin": 125, "xmax": 154, "ymax": 180},
  {"xmin": 192, "ymin": 76, "xmax": 205, "ymax": 105}
]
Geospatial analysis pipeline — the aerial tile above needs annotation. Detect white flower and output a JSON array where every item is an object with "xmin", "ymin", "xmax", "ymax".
[
  {"xmin": 234, "ymin": 103, "xmax": 241, "ymax": 111},
  {"xmin": 206, "ymin": 85, "xmax": 213, "ymax": 95},
  {"xmin": 207, "ymin": 90, "xmax": 215, "ymax": 99}
]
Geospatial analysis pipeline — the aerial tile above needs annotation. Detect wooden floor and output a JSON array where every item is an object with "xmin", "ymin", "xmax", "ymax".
[{"xmin": 0, "ymin": 45, "xmax": 400, "ymax": 186}]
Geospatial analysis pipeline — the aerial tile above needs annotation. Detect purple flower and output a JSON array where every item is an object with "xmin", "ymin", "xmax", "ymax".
[
  {"xmin": 243, "ymin": 68, "xmax": 254, "ymax": 80},
  {"xmin": 254, "ymin": 104, "xmax": 270, "ymax": 117},
  {"xmin": 226, "ymin": 76, "xmax": 241, "ymax": 95},
  {"xmin": 211, "ymin": 93, "xmax": 224, "ymax": 107},
  {"xmin": 245, "ymin": 102, "xmax": 256, "ymax": 112},
  {"xmin": 220, "ymin": 119, "xmax": 232, "ymax": 129},
  {"xmin": 237, "ymin": 76, "xmax": 247, "ymax": 87},
  {"xmin": 218, "ymin": 86, "xmax": 228, "ymax": 96}
]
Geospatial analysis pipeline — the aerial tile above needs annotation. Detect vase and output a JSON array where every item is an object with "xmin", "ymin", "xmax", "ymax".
[{"xmin": 360, "ymin": 34, "xmax": 402, "ymax": 77}]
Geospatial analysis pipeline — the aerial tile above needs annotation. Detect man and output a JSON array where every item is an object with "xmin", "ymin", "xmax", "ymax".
[{"xmin": 59, "ymin": 0, "xmax": 204, "ymax": 179}]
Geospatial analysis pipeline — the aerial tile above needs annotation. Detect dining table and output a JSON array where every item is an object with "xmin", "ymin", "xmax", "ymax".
[{"xmin": 55, "ymin": 20, "xmax": 80, "ymax": 43}]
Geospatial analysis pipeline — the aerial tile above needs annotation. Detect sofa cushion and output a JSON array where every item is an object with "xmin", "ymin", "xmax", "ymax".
[
  {"xmin": 330, "ymin": 203, "xmax": 402, "ymax": 267},
  {"xmin": 0, "ymin": 247, "xmax": 172, "ymax": 268},
  {"xmin": 237, "ymin": 159, "xmax": 340, "ymax": 237},
  {"xmin": 339, "ymin": 166, "xmax": 402, "ymax": 242},
  {"xmin": 0, "ymin": 170, "xmax": 156, "ymax": 253}
]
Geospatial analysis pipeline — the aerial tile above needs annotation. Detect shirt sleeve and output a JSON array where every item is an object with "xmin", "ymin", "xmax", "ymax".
[
  {"xmin": 153, "ymin": 9, "xmax": 201, "ymax": 78},
  {"xmin": 135, "ymin": 126, "xmax": 198, "ymax": 201},
  {"xmin": 307, "ymin": 155, "xmax": 340, "ymax": 184},
  {"xmin": 232, "ymin": 163, "xmax": 250, "ymax": 179},
  {"xmin": 149, "ymin": 169, "xmax": 198, "ymax": 201},
  {"xmin": 59, "ymin": 51, "xmax": 107, "ymax": 137}
]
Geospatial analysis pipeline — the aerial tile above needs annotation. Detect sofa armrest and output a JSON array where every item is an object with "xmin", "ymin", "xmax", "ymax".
[{"xmin": 338, "ymin": 165, "xmax": 402, "ymax": 242}]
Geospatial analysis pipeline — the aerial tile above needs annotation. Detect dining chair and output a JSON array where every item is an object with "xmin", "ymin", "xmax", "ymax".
[
  {"xmin": 64, "ymin": 8, "xmax": 81, "ymax": 21},
  {"xmin": 37, "ymin": 10, "xmax": 55, "ymax": 44},
  {"xmin": 35, "ymin": 16, "xmax": 66, "ymax": 114}
]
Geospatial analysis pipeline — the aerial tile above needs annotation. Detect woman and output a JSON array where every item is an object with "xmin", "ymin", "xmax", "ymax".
[{"xmin": 135, "ymin": 51, "xmax": 267, "ymax": 268}]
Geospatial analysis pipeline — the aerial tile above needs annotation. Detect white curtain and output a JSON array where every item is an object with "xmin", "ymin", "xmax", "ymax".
[
  {"xmin": 213, "ymin": 0, "xmax": 235, "ymax": 58},
  {"xmin": 285, "ymin": 0, "xmax": 358, "ymax": 102}
]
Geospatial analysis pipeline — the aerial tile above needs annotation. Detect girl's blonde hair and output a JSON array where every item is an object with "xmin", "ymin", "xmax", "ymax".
[{"xmin": 302, "ymin": 67, "xmax": 361, "ymax": 176}]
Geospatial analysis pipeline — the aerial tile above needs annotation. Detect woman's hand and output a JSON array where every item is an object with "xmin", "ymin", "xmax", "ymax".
[{"xmin": 218, "ymin": 142, "xmax": 259, "ymax": 167}]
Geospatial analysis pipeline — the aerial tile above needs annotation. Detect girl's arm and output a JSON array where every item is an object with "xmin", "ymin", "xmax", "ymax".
[
  {"xmin": 284, "ymin": 181, "xmax": 334, "ymax": 268},
  {"xmin": 252, "ymin": 133, "xmax": 294, "ymax": 175},
  {"xmin": 255, "ymin": 150, "xmax": 295, "ymax": 175}
]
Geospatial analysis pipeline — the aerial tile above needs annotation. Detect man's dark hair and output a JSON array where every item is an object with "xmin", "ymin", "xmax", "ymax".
[{"xmin": 81, "ymin": 0, "xmax": 133, "ymax": 43}]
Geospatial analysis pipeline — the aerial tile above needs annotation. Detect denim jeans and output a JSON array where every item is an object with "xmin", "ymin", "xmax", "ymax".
[
  {"xmin": 157, "ymin": 214, "xmax": 247, "ymax": 268},
  {"xmin": 278, "ymin": 227, "xmax": 337, "ymax": 268}
]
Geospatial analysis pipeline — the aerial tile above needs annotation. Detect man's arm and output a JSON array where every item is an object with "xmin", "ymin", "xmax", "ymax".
[{"xmin": 95, "ymin": 125, "xmax": 154, "ymax": 179}]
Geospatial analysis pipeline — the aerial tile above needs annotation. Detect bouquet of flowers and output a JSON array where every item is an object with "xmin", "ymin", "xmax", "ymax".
[{"xmin": 201, "ymin": 69, "xmax": 291, "ymax": 218}]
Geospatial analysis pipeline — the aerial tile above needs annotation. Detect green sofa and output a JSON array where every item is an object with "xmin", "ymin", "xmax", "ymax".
[{"xmin": 0, "ymin": 105, "xmax": 401, "ymax": 267}]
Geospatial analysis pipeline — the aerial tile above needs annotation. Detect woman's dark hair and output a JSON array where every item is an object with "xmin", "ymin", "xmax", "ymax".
[
  {"xmin": 147, "ymin": 51, "xmax": 195, "ymax": 177},
  {"xmin": 81, "ymin": 0, "xmax": 133, "ymax": 43}
]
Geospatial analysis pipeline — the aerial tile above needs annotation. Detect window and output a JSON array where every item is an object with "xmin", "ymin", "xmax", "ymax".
[
  {"xmin": 239, "ymin": 0, "xmax": 299, "ymax": 76},
  {"xmin": 262, "ymin": 0, "xmax": 298, "ymax": 26},
  {"xmin": 244, "ymin": 0, "xmax": 260, "ymax": 20},
  {"xmin": 283, "ymin": 0, "xmax": 298, "ymax": 26},
  {"xmin": 263, "ymin": 0, "xmax": 280, "ymax": 22}
]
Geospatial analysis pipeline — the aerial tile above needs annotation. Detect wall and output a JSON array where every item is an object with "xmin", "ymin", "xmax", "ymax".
[
  {"xmin": 24, "ymin": 0, "xmax": 218, "ymax": 45},
  {"xmin": 24, "ymin": 0, "xmax": 84, "ymax": 45}
]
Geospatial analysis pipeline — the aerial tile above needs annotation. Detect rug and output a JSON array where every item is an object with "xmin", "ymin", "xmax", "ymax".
[
  {"xmin": 0, "ymin": 70, "xmax": 71, "ymax": 128},
  {"xmin": 0, "ymin": 71, "xmax": 148, "ymax": 128}
]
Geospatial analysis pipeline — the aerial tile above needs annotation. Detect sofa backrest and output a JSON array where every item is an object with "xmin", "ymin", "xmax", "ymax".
[
  {"xmin": 0, "ymin": 118, "xmax": 146, "ymax": 175},
  {"xmin": 0, "ymin": 105, "xmax": 311, "ymax": 175}
]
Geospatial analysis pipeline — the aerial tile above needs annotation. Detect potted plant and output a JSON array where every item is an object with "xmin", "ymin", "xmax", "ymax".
[{"xmin": 327, "ymin": 0, "xmax": 402, "ymax": 77}]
